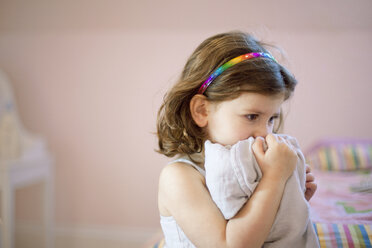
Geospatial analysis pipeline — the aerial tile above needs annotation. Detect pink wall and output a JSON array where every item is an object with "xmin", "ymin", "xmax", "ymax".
[{"xmin": 1, "ymin": 0, "xmax": 372, "ymax": 230}]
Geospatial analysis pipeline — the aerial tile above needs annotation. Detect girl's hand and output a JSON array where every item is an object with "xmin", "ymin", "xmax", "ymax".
[
  {"xmin": 305, "ymin": 164, "xmax": 317, "ymax": 201},
  {"xmin": 252, "ymin": 134, "xmax": 297, "ymax": 182}
]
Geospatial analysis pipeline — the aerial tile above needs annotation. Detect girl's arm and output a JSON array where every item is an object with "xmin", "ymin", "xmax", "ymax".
[{"xmin": 158, "ymin": 134, "xmax": 297, "ymax": 248}]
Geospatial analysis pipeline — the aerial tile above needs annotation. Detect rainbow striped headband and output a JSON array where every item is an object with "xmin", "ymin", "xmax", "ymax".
[{"xmin": 197, "ymin": 52, "xmax": 277, "ymax": 94}]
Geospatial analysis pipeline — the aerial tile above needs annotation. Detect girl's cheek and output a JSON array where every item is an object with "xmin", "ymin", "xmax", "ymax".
[{"xmin": 239, "ymin": 128, "xmax": 253, "ymax": 139}]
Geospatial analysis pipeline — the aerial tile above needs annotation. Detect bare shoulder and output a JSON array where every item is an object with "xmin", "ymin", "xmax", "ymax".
[
  {"xmin": 158, "ymin": 162, "xmax": 206, "ymax": 216},
  {"xmin": 160, "ymin": 162, "xmax": 205, "ymax": 184}
]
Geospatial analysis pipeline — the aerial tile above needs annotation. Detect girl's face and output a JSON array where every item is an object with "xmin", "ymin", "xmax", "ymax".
[{"xmin": 206, "ymin": 92, "xmax": 285, "ymax": 146}]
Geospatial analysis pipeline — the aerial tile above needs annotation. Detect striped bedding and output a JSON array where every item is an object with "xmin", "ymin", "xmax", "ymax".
[
  {"xmin": 306, "ymin": 139, "xmax": 372, "ymax": 171},
  {"xmin": 314, "ymin": 223, "xmax": 372, "ymax": 248},
  {"xmin": 307, "ymin": 139, "xmax": 372, "ymax": 247}
]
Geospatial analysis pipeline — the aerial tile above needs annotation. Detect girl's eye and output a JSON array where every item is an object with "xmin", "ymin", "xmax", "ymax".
[
  {"xmin": 246, "ymin": 114, "xmax": 258, "ymax": 121},
  {"xmin": 269, "ymin": 115, "xmax": 279, "ymax": 124}
]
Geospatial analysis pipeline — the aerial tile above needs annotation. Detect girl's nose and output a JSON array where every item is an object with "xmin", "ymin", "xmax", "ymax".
[{"xmin": 252, "ymin": 125, "xmax": 271, "ymax": 138}]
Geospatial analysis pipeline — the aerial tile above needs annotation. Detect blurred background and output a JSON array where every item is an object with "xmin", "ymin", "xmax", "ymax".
[{"xmin": 0, "ymin": 0, "xmax": 371, "ymax": 247}]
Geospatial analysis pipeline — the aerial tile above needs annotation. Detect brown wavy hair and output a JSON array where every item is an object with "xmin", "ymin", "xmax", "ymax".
[{"xmin": 156, "ymin": 31, "xmax": 297, "ymax": 157}]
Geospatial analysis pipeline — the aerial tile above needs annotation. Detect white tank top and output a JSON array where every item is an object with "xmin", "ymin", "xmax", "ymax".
[{"xmin": 160, "ymin": 157, "xmax": 205, "ymax": 248}]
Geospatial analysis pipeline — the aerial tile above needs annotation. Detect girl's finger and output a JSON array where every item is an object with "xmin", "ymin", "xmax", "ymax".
[
  {"xmin": 279, "ymin": 136, "xmax": 295, "ymax": 151},
  {"xmin": 252, "ymin": 137, "xmax": 265, "ymax": 158},
  {"xmin": 306, "ymin": 172, "xmax": 315, "ymax": 183},
  {"xmin": 305, "ymin": 182, "xmax": 318, "ymax": 201},
  {"xmin": 265, "ymin": 133, "xmax": 278, "ymax": 147}
]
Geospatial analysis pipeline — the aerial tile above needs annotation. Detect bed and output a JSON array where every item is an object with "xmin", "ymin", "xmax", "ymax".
[
  {"xmin": 146, "ymin": 139, "xmax": 372, "ymax": 248},
  {"xmin": 306, "ymin": 139, "xmax": 372, "ymax": 247}
]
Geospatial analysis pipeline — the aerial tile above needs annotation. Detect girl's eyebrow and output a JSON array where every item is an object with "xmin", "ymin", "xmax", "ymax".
[
  {"xmin": 243, "ymin": 109, "xmax": 281, "ymax": 116},
  {"xmin": 242, "ymin": 108, "xmax": 263, "ymax": 114}
]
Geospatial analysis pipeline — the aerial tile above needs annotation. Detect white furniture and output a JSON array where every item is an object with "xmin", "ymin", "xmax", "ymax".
[
  {"xmin": 0, "ymin": 69, "xmax": 54, "ymax": 248},
  {"xmin": 0, "ymin": 138, "xmax": 54, "ymax": 248}
]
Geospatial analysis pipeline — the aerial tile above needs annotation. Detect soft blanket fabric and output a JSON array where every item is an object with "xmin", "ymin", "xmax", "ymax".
[{"xmin": 204, "ymin": 135, "xmax": 319, "ymax": 248}]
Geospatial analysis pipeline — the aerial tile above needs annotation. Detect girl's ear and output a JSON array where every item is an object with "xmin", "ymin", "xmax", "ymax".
[{"xmin": 190, "ymin": 94, "xmax": 209, "ymax": 128}]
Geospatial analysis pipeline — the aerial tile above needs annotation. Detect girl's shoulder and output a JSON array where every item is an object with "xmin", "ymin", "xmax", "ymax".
[
  {"xmin": 158, "ymin": 160, "xmax": 206, "ymax": 217},
  {"xmin": 159, "ymin": 161, "xmax": 205, "ymax": 190}
]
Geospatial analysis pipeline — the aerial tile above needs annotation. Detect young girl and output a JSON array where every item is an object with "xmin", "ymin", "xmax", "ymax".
[{"xmin": 157, "ymin": 31, "xmax": 317, "ymax": 248}]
